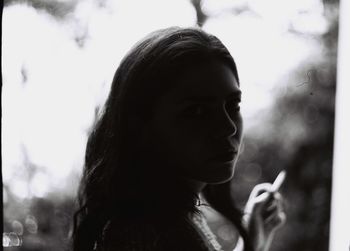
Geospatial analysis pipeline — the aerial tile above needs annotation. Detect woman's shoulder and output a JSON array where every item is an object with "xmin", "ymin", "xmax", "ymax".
[
  {"xmin": 97, "ymin": 219, "xmax": 159, "ymax": 251},
  {"xmin": 96, "ymin": 216, "xmax": 210, "ymax": 251}
]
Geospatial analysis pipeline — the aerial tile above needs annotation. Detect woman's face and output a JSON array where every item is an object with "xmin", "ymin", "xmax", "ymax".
[{"xmin": 139, "ymin": 59, "xmax": 243, "ymax": 185}]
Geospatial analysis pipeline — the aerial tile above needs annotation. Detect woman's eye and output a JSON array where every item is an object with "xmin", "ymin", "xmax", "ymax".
[
  {"xmin": 184, "ymin": 104, "xmax": 205, "ymax": 117},
  {"xmin": 226, "ymin": 101, "xmax": 241, "ymax": 113}
]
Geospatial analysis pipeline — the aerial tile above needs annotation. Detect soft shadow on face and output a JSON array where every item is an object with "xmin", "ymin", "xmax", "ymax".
[{"xmin": 139, "ymin": 59, "xmax": 243, "ymax": 186}]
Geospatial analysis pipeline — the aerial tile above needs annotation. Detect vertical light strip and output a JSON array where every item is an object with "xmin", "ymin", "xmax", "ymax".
[{"xmin": 329, "ymin": 0, "xmax": 350, "ymax": 250}]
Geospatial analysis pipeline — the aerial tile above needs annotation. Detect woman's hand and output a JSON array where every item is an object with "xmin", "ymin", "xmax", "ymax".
[{"xmin": 243, "ymin": 183, "xmax": 286, "ymax": 251}]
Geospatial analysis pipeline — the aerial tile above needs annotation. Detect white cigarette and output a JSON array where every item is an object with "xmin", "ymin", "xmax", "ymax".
[{"xmin": 271, "ymin": 170, "xmax": 286, "ymax": 192}]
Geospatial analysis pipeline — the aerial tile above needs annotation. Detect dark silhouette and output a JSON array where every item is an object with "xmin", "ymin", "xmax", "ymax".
[{"xmin": 72, "ymin": 27, "xmax": 285, "ymax": 251}]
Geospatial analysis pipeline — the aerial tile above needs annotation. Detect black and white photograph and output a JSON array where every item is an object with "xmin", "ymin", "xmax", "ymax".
[{"xmin": 1, "ymin": 0, "xmax": 349, "ymax": 250}]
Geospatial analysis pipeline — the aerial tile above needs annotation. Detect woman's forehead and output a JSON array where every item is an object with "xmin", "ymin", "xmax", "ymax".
[{"xmin": 168, "ymin": 60, "xmax": 240, "ymax": 102}]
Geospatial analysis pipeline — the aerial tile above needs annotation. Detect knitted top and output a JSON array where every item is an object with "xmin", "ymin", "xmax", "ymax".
[{"xmin": 95, "ymin": 212, "xmax": 243, "ymax": 251}]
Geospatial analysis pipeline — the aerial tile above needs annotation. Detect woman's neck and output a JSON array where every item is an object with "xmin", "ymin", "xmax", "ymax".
[{"xmin": 182, "ymin": 177, "xmax": 207, "ymax": 194}]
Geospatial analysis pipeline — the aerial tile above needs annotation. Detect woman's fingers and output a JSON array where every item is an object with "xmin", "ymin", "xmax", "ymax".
[
  {"xmin": 262, "ymin": 192, "xmax": 283, "ymax": 217},
  {"xmin": 264, "ymin": 211, "xmax": 286, "ymax": 231},
  {"xmin": 263, "ymin": 193, "xmax": 286, "ymax": 231},
  {"xmin": 248, "ymin": 183, "xmax": 273, "ymax": 200},
  {"xmin": 245, "ymin": 191, "xmax": 269, "ymax": 216},
  {"xmin": 245, "ymin": 183, "xmax": 273, "ymax": 214},
  {"xmin": 245, "ymin": 183, "xmax": 286, "ymax": 228},
  {"xmin": 244, "ymin": 182, "xmax": 287, "ymax": 251},
  {"xmin": 246, "ymin": 190, "xmax": 284, "ymax": 221}
]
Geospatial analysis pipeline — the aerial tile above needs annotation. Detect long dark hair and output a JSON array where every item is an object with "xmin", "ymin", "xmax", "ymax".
[{"xmin": 73, "ymin": 27, "xmax": 252, "ymax": 251}]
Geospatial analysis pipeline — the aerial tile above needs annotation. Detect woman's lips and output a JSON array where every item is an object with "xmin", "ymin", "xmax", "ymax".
[{"xmin": 209, "ymin": 149, "xmax": 237, "ymax": 163}]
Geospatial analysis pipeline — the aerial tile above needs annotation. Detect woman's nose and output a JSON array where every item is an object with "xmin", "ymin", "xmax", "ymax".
[{"xmin": 212, "ymin": 107, "xmax": 237, "ymax": 140}]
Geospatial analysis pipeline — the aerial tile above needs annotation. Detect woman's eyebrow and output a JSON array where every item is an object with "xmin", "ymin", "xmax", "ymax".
[
  {"xmin": 181, "ymin": 96, "xmax": 218, "ymax": 103},
  {"xmin": 226, "ymin": 91, "xmax": 242, "ymax": 100},
  {"xmin": 181, "ymin": 91, "xmax": 242, "ymax": 103}
]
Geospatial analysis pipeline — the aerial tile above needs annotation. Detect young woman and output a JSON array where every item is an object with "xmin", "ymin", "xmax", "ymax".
[{"xmin": 73, "ymin": 27, "xmax": 285, "ymax": 251}]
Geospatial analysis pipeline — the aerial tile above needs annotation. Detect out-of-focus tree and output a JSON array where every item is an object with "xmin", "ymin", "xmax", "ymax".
[
  {"xmin": 190, "ymin": 0, "xmax": 207, "ymax": 27},
  {"xmin": 230, "ymin": 2, "xmax": 338, "ymax": 251},
  {"xmin": 4, "ymin": 0, "xmax": 77, "ymax": 20}
]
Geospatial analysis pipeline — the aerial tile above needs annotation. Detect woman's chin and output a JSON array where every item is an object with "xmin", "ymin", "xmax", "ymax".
[{"xmin": 193, "ymin": 161, "xmax": 236, "ymax": 184}]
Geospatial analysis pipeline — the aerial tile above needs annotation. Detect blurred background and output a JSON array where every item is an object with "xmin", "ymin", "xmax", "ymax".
[{"xmin": 2, "ymin": 0, "xmax": 339, "ymax": 250}]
